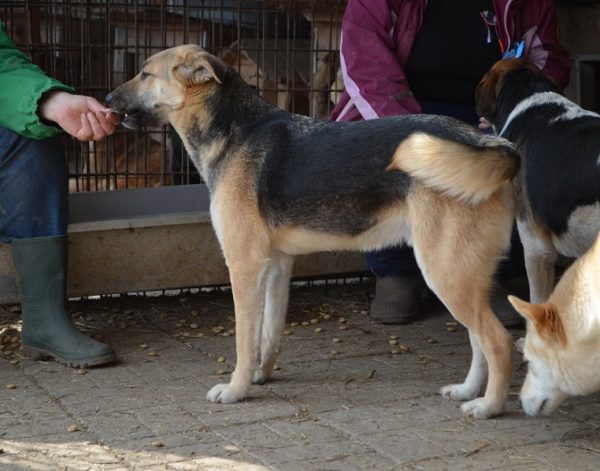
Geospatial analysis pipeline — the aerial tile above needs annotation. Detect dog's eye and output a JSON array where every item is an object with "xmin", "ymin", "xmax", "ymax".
[{"xmin": 141, "ymin": 71, "xmax": 150, "ymax": 80}]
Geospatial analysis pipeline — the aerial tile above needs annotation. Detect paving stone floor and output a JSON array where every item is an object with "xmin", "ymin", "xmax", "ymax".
[{"xmin": 1, "ymin": 281, "xmax": 599, "ymax": 470}]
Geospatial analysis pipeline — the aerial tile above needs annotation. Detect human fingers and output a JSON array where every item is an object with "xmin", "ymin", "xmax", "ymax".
[
  {"xmin": 86, "ymin": 112, "xmax": 108, "ymax": 140},
  {"xmin": 104, "ymin": 110, "xmax": 121, "ymax": 126},
  {"xmin": 96, "ymin": 111, "xmax": 117, "ymax": 136},
  {"xmin": 84, "ymin": 95, "xmax": 121, "ymax": 126},
  {"xmin": 76, "ymin": 113, "xmax": 94, "ymax": 141},
  {"xmin": 84, "ymin": 96, "xmax": 113, "ymax": 114}
]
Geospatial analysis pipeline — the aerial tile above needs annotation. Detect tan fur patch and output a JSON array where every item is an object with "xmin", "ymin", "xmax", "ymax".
[
  {"xmin": 270, "ymin": 202, "xmax": 409, "ymax": 255},
  {"xmin": 211, "ymin": 152, "xmax": 270, "ymax": 263},
  {"xmin": 508, "ymin": 296, "xmax": 566, "ymax": 346},
  {"xmin": 407, "ymin": 185, "xmax": 514, "ymax": 406},
  {"xmin": 539, "ymin": 304, "xmax": 567, "ymax": 346},
  {"xmin": 409, "ymin": 184, "xmax": 514, "ymax": 299},
  {"xmin": 388, "ymin": 133, "xmax": 518, "ymax": 205}
]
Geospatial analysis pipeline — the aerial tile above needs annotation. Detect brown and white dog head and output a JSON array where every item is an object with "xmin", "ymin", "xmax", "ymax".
[
  {"xmin": 106, "ymin": 44, "xmax": 228, "ymax": 129},
  {"xmin": 508, "ymin": 233, "xmax": 600, "ymax": 415},
  {"xmin": 475, "ymin": 58, "xmax": 542, "ymax": 127}
]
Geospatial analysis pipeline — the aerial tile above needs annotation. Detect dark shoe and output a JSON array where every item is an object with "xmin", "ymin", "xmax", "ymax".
[
  {"xmin": 491, "ymin": 277, "xmax": 528, "ymax": 328},
  {"xmin": 11, "ymin": 235, "xmax": 116, "ymax": 368},
  {"xmin": 370, "ymin": 275, "xmax": 424, "ymax": 324}
]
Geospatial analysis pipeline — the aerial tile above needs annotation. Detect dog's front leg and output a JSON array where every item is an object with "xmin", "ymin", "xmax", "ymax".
[
  {"xmin": 253, "ymin": 254, "xmax": 294, "ymax": 385},
  {"xmin": 525, "ymin": 251, "xmax": 557, "ymax": 304},
  {"xmin": 207, "ymin": 260, "xmax": 268, "ymax": 403},
  {"xmin": 518, "ymin": 220, "xmax": 557, "ymax": 304}
]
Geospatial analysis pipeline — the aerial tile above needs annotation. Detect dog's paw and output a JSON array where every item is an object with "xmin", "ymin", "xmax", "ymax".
[
  {"xmin": 206, "ymin": 383, "xmax": 246, "ymax": 403},
  {"xmin": 252, "ymin": 369, "xmax": 269, "ymax": 385},
  {"xmin": 440, "ymin": 383, "xmax": 480, "ymax": 401},
  {"xmin": 461, "ymin": 397, "xmax": 504, "ymax": 419}
]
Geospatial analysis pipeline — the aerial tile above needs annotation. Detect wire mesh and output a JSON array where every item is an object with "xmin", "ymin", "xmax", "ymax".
[{"xmin": 1, "ymin": 0, "xmax": 347, "ymax": 191}]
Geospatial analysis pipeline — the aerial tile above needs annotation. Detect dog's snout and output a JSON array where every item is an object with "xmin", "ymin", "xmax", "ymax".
[{"xmin": 105, "ymin": 89, "xmax": 128, "ymax": 115}]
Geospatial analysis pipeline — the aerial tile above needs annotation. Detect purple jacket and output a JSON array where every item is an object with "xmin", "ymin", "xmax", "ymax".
[{"xmin": 331, "ymin": 0, "xmax": 571, "ymax": 122}]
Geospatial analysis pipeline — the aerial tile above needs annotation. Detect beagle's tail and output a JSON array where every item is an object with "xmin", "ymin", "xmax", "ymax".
[{"xmin": 387, "ymin": 132, "xmax": 519, "ymax": 205}]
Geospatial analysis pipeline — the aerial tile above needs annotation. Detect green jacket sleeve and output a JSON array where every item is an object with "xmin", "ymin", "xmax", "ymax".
[{"xmin": 0, "ymin": 21, "xmax": 75, "ymax": 139}]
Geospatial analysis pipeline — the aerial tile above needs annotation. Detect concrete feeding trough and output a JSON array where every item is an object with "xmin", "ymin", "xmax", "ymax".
[{"xmin": 0, "ymin": 185, "xmax": 367, "ymax": 304}]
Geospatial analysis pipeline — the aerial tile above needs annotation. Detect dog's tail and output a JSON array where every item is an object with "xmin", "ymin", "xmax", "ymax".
[{"xmin": 387, "ymin": 132, "xmax": 519, "ymax": 205}]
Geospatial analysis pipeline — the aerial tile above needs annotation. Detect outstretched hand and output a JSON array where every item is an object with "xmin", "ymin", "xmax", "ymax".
[{"xmin": 38, "ymin": 90, "xmax": 121, "ymax": 141}]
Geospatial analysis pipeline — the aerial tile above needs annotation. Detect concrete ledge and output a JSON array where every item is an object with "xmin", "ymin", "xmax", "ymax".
[{"xmin": 0, "ymin": 185, "xmax": 368, "ymax": 304}]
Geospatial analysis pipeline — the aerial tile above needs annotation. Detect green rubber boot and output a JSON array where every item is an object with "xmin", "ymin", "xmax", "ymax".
[{"xmin": 11, "ymin": 235, "xmax": 116, "ymax": 368}]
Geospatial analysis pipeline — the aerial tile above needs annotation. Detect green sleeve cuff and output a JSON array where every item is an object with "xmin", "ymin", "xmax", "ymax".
[
  {"xmin": 21, "ymin": 82, "xmax": 76, "ymax": 140},
  {"xmin": 0, "ymin": 21, "xmax": 76, "ymax": 140}
]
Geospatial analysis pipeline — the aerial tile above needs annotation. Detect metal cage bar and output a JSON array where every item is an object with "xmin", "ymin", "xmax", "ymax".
[{"xmin": 1, "ymin": 0, "xmax": 346, "ymax": 192}]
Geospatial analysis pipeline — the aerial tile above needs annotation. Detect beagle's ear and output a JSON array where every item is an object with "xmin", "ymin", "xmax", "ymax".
[
  {"xmin": 508, "ymin": 295, "xmax": 566, "ymax": 345},
  {"xmin": 476, "ymin": 58, "xmax": 531, "ymax": 122},
  {"xmin": 175, "ymin": 51, "xmax": 226, "ymax": 86},
  {"xmin": 475, "ymin": 71, "xmax": 498, "ymax": 121}
]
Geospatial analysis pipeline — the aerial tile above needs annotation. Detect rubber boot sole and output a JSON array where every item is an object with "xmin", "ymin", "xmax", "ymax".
[{"xmin": 23, "ymin": 345, "xmax": 117, "ymax": 368}]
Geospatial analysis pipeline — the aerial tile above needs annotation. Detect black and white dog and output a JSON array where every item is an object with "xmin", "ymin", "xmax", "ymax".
[{"xmin": 477, "ymin": 58, "xmax": 600, "ymax": 304}]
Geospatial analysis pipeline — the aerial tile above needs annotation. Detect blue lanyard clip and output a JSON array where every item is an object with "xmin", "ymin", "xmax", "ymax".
[{"xmin": 502, "ymin": 40, "xmax": 525, "ymax": 59}]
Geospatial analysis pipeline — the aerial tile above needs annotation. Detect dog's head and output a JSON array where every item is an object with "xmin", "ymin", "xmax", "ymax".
[
  {"xmin": 475, "ymin": 58, "xmax": 541, "ymax": 125},
  {"xmin": 508, "ymin": 234, "xmax": 600, "ymax": 415},
  {"xmin": 106, "ymin": 45, "xmax": 228, "ymax": 129},
  {"xmin": 508, "ymin": 295, "xmax": 569, "ymax": 415}
]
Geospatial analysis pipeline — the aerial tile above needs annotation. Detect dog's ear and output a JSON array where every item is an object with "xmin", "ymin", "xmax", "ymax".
[
  {"xmin": 591, "ymin": 231, "xmax": 600, "ymax": 258},
  {"xmin": 476, "ymin": 59, "xmax": 532, "ymax": 122},
  {"xmin": 475, "ymin": 72, "xmax": 497, "ymax": 121},
  {"xmin": 175, "ymin": 51, "xmax": 226, "ymax": 86},
  {"xmin": 508, "ymin": 296, "xmax": 566, "ymax": 345}
]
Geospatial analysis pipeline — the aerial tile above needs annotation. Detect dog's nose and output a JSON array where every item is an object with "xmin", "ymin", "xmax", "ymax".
[{"xmin": 105, "ymin": 92, "xmax": 114, "ymax": 105}]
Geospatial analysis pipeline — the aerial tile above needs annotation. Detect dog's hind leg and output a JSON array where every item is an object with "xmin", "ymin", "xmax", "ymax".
[
  {"xmin": 253, "ymin": 253, "xmax": 294, "ymax": 385},
  {"xmin": 517, "ymin": 219, "xmax": 557, "ymax": 303},
  {"xmin": 409, "ymin": 186, "xmax": 514, "ymax": 418},
  {"xmin": 430, "ymin": 276, "xmax": 511, "ymax": 418},
  {"xmin": 440, "ymin": 331, "xmax": 487, "ymax": 401}
]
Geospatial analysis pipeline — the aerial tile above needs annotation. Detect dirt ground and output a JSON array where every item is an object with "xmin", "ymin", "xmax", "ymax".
[{"xmin": 1, "ymin": 280, "xmax": 599, "ymax": 470}]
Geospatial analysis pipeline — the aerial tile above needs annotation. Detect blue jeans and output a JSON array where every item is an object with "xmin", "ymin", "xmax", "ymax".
[
  {"xmin": 0, "ymin": 127, "xmax": 68, "ymax": 243},
  {"xmin": 367, "ymin": 101, "xmax": 522, "ymax": 278}
]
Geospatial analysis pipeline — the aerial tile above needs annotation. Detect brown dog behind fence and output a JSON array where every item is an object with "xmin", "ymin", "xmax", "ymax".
[{"xmin": 68, "ymin": 133, "xmax": 170, "ymax": 192}]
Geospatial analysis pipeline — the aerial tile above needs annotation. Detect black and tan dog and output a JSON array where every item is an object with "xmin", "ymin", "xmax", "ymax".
[
  {"xmin": 477, "ymin": 58, "xmax": 600, "ymax": 305},
  {"xmin": 107, "ymin": 45, "xmax": 521, "ymax": 418}
]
